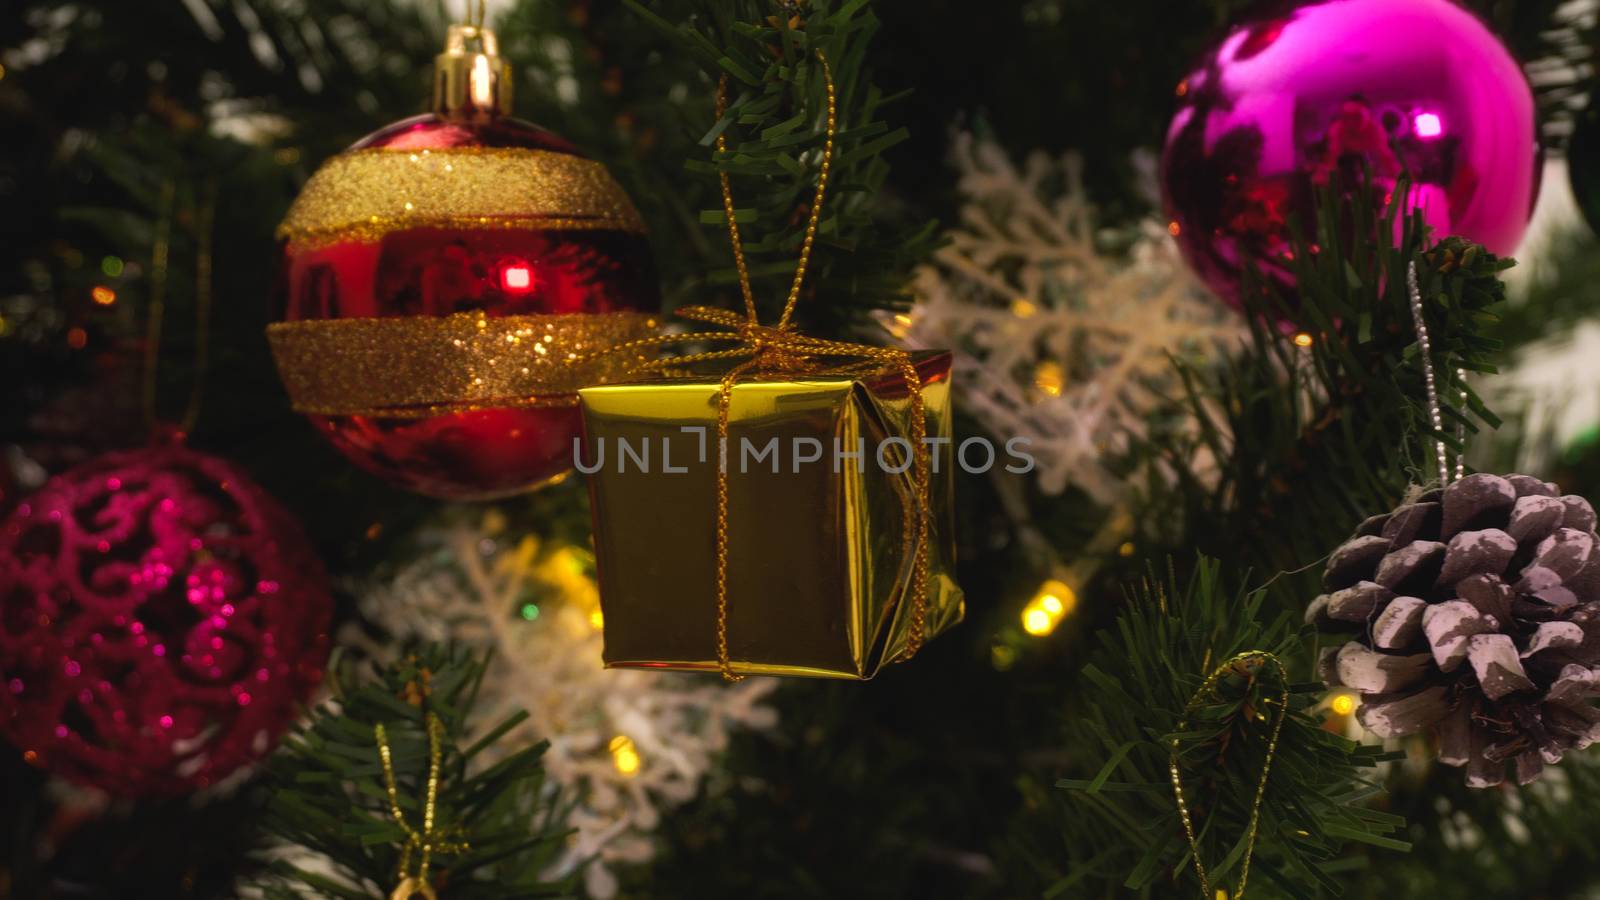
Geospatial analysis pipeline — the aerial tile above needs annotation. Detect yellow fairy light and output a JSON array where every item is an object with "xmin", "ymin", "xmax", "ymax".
[
  {"xmin": 91, "ymin": 285, "xmax": 117, "ymax": 306},
  {"xmin": 1022, "ymin": 607, "xmax": 1054, "ymax": 636},
  {"xmin": 1034, "ymin": 361, "xmax": 1065, "ymax": 398},
  {"xmin": 609, "ymin": 734, "xmax": 641, "ymax": 776},
  {"xmin": 1022, "ymin": 578, "xmax": 1076, "ymax": 636},
  {"xmin": 1010, "ymin": 297, "xmax": 1038, "ymax": 318},
  {"xmin": 1036, "ymin": 579, "xmax": 1076, "ymax": 616},
  {"xmin": 1292, "ymin": 331, "xmax": 1313, "ymax": 348},
  {"xmin": 589, "ymin": 609, "xmax": 605, "ymax": 631},
  {"xmin": 1118, "ymin": 541, "xmax": 1136, "ymax": 558},
  {"xmin": 1329, "ymin": 691, "xmax": 1358, "ymax": 717}
]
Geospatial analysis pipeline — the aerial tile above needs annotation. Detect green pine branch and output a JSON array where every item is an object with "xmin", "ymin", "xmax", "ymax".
[
  {"xmin": 1142, "ymin": 181, "xmax": 1509, "ymax": 610},
  {"xmin": 1035, "ymin": 559, "xmax": 1404, "ymax": 898},
  {"xmin": 621, "ymin": 0, "xmax": 938, "ymax": 332},
  {"xmin": 255, "ymin": 645, "xmax": 574, "ymax": 900}
]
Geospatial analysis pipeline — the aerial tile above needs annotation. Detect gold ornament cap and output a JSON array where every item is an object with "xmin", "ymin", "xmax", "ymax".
[{"xmin": 433, "ymin": 23, "xmax": 512, "ymax": 119}]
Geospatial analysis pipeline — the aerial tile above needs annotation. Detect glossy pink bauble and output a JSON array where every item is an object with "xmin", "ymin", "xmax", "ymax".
[{"xmin": 1162, "ymin": 0, "xmax": 1538, "ymax": 308}]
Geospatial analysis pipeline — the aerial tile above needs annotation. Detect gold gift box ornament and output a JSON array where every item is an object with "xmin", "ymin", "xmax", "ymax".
[
  {"xmin": 577, "ymin": 50, "xmax": 962, "ymax": 680},
  {"xmin": 579, "ymin": 348, "xmax": 965, "ymax": 680}
]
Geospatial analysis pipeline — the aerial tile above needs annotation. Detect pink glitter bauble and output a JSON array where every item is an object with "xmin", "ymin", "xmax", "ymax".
[
  {"xmin": 1161, "ymin": 0, "xmax": 1539, "ymax": 309},
  {"xmin": 0, "ymin": 445, "xmax": 331, "ymax": 796}
]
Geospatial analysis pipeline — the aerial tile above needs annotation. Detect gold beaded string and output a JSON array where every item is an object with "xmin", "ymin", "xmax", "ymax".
[
  {"xmin": 713, "ymin": 49, "xmax": 835, "ymax": 328},
  {"xmin": 375, "ymin": 712, "xmax": 468, "ymax": 900},
  {"xmin": 1168, "ymin": 650, "xmax": 1289, "ymax": 900},
  {"xmin": 714, "ymin": 73, "xmax": 762, "ymax": 326},
  {"xmin": 711, "ymin": 49, "xmax": 835, "ymax": 680}
]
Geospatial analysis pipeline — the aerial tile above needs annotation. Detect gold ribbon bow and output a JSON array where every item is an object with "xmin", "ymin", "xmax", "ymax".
[
  {"xmin": 375, "ymin": 712, "xmax": 470, "ymax": 900},
  {"xmin": 1168, "ymin": 651, "xmax": 1290, "ymax": 900},
  {"xmin": 593, "ymin": 50, "xmax": 932, "ymax": 681}
]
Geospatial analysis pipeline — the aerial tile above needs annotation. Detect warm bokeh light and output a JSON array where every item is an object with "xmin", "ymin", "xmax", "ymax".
[
  {"xmin": 1292, "ymin": 332, "xmax": 1313, "ymax": 348},
  {"xmin": 1022, "ymin": 607, "xmax": 1053, "ymax": 636},
  {"xmin": 1034, "ymin": 361, "xmax": 1065, "ymax": 398},
  {"xmin": 1329, "ymin": 692, "xmax": 1358, "ymax": 717},
  {"xmin": 1010, "ymin": 297, "xmax": 1037, "ymax": 318},
  {"xmin": 91, "ymin": 286, "xmax": 117, "ymax": 306},
  {"xmin": 1036, "ymin": 579, "xmax": 1076, "ymax": 615},
  {"xmin": 609, "ymin": 734, "xmax": 641, "ymax": 776},
  {"xmin": 1022, "ymin": 578, "xmax": 1076, "ymax": 636}
]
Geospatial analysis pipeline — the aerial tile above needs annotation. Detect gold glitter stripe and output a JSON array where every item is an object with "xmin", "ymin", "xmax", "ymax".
[
  {"xmin": 277, "ymin": 148, "xmax": 646, "ymax": 247},
  {"xmin": 283, "ymin": 215, "xmax": 643, "ymax": 253},
  {"xmin": 267, "ymin": 311, "xmax": 658, "ymax": 418}
]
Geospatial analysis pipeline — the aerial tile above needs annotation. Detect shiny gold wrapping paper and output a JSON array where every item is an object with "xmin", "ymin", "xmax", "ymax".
[{"xmin": 578, "ymin": 351, "xmax": 964, "ymax": 679}]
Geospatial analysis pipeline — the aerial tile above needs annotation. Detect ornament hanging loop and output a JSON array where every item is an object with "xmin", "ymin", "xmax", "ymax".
[
  {"xmin": 1169, "ymin": 650, "xmax": 1290, "ymax": 900},
  {"xmin": 434, "ymin": 2, "xmax": 510, "ymax": 118},
  {"xmin": 695, "ymin": 46, "xmax": 929, "ymax": 680},
  {"xmin": 375, "ymin": 712, "xmax": 469, "ymax": 899},
  {"xmin": 571, "ymin": 44, "xmax": 935, "ymax": 681}
]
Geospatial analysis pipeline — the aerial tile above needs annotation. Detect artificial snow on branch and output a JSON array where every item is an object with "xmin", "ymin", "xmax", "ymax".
[
  {"xmin": 884, "ymin": 133, "xmax": 1240, "ymax": 506},
  {"xmin": 352, "ymin": 514, "xmax": 778, "ymax": 898}
]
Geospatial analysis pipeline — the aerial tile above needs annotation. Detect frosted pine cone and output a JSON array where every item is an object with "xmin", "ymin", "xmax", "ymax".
[{"xmin": 1309, "ymin": 473, "xmax": 1600, "ymax": 787}]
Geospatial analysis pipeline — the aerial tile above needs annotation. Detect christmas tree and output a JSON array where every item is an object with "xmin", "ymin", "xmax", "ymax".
[{"xmin": 4, "ymin": 0, "xmax": 1600, "ymax": 897}]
